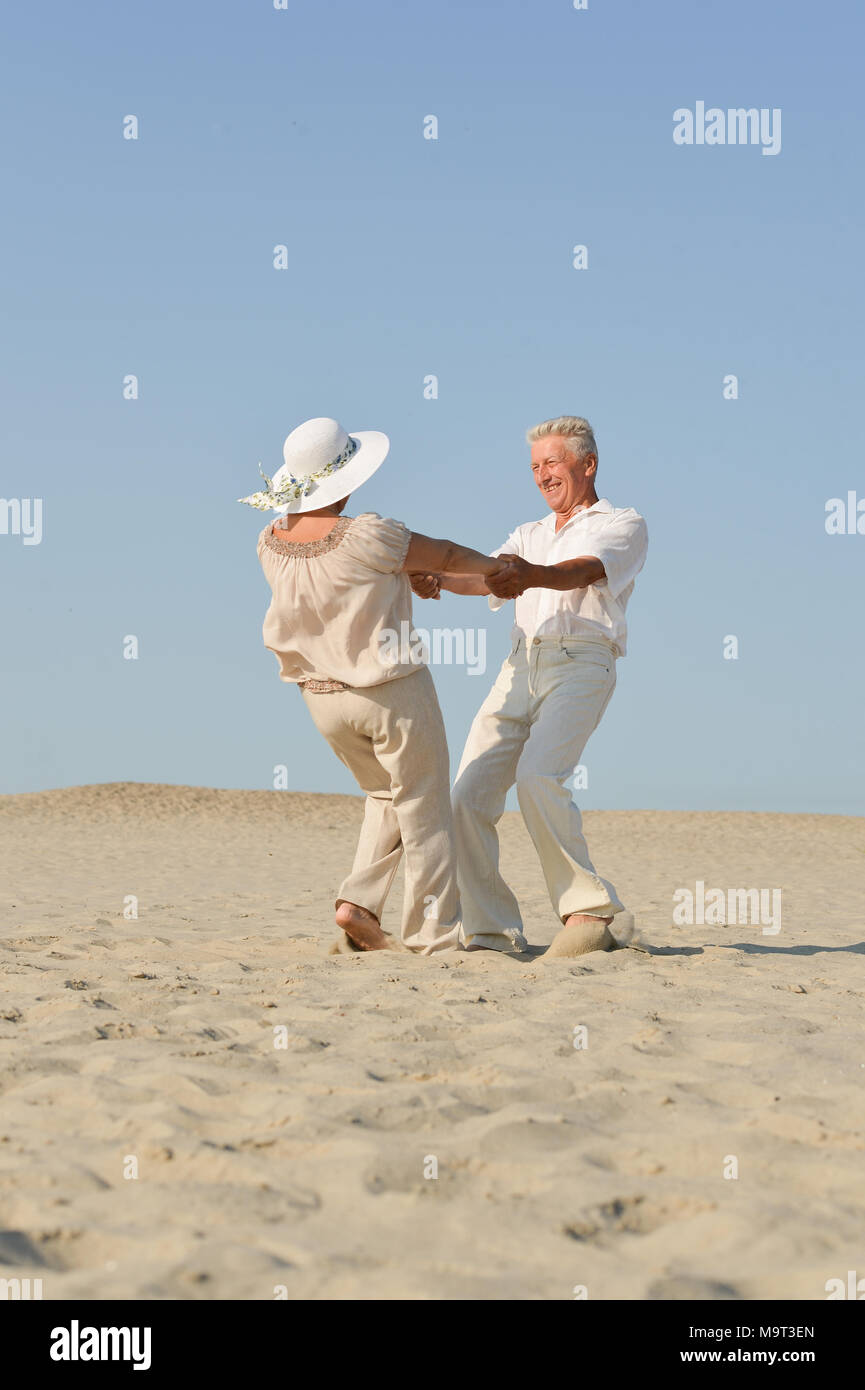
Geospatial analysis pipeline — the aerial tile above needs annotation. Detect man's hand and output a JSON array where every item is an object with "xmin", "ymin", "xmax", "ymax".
[
  {"xmin": 486, "ymin": 554, "xmax": 533, "ymax": 599},
  {"xmin": 409, "ymin": 572, "xmax": 441, "ymax": 600}
]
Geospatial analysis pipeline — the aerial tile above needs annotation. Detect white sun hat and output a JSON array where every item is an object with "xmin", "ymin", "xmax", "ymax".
[{"xmin": 238, "ymin": 416, "xmax": 390, "ymax": 515}]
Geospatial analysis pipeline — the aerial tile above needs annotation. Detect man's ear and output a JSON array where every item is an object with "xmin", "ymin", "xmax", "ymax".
[{"xmin": 584, "ymin": 454, "xmax": 598, "ymax": 478}]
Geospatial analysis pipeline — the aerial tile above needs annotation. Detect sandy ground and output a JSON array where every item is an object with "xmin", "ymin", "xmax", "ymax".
[{"xmin": 0, "ymin": 783, "xmax": 863, "ymax": 1301}]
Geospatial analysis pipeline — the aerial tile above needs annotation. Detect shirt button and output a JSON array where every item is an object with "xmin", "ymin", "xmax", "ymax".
[{"xmin": 533, "ymin": 638, "xmax": 540, "ymax": 645}]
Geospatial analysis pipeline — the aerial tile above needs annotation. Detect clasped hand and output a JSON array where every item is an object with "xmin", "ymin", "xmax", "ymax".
[
  {"xmin": 408, "ymin": 554, "xmax": 530, "ymax": 601},
  {"xmin": 486, "ymin": 554, "xmax": 531, "ymax": 599}
]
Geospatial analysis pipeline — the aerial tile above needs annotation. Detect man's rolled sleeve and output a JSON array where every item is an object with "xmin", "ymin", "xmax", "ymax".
[
  {"xmin": 487, "ymin": 529, "xmax": 523, "ymax": 611},
  {"xmin": 589, "ymin": 513, "xmax": 648, "ymax": 600}
]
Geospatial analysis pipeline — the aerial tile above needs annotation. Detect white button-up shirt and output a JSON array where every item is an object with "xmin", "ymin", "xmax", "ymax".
[{"xmin": 489, "ymin": 498, "xmax": 648, "ymax": 656}]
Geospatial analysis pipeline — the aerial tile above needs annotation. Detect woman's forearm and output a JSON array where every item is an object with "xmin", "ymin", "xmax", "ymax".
[
  {"xmin": 440, "ymin": 542, "xmax": 500, "ymax": 576},
  {"xmin": 404, "ymin": 533, "xmax": 501, "ymax": 577}
]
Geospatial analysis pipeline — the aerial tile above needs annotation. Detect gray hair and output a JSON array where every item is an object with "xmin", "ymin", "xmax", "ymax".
[{"xmin": 526, "ymin": 415, "xmax": 597, "ymax": 463}]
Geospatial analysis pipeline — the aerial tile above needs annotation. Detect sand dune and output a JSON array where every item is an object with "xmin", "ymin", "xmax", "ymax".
[{"xmin": 0, "ymin": 784, "xmax": 863, "ymax": 1300}]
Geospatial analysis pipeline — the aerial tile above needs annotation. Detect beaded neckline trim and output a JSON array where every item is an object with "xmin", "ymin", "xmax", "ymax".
[{"xmin": 264, "ymin": 515, "xmax": 354, "ymax": 557}]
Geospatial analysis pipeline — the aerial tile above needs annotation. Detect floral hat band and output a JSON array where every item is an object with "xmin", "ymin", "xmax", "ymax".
[
  {"xmin": 239, "ymin": 436, "xmax": 359, "ymax": 511},
  {"xmin": 237, "ymin": 417, "xmax": 390, "ymax": 516}
]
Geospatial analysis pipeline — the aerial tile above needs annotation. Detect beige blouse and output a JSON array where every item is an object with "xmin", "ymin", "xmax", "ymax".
[{"xmin": 257, "ymin": 512, "xmax": 419, "ymax": 689}]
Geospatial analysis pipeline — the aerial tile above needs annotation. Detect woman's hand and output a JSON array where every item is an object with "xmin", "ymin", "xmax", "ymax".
[{"xmin": 409, "ymin": 573, "xmax": 441, "ymax": 600}]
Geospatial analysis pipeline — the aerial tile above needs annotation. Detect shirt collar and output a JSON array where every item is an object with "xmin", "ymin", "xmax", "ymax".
[{"xmin": 540, "ymin": 497, "xmax": 614, "ymax": 530}]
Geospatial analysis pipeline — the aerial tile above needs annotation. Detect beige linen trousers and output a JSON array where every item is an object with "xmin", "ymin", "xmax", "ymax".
[{"xmin": 302, "ymin": 666, "xmax": 463, "ymax": 954}]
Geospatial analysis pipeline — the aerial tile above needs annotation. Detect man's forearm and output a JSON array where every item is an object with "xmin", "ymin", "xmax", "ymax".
[
  {"xmin": 437, "ymin": 573, "xmax": 489, "ymax": 596},
  {"xmin": 525, "ymin": 556, "xmax": 606, "ymax": 591}
]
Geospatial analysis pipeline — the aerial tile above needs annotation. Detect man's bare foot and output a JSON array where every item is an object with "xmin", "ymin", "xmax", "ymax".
[
  {"xmin": 335, "ymin": 901, "xmax": 392, "ymax": 951},
  {"xmin": 545, "ymin": 914, "xmax": 616, "ymax": 958}
]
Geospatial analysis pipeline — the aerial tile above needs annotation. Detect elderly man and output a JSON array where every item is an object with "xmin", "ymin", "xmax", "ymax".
[{"xmin": 414, "ymin": 416, "xmax": 647, "ymax": 957}]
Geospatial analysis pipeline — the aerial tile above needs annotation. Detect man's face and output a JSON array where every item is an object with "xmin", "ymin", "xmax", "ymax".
[{"xmin": 530, "ymin": 435, "xmax": 596, "ymax": 514}]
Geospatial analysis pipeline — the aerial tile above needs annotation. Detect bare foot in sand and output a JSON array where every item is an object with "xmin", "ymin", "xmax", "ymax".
[
  {"xmin": 334, "ymin": 901, "xmax": 393, "ymax": 951},
  {"xmin": 545, "ymin": 913, "xmax": 616, "ymax": 958}
]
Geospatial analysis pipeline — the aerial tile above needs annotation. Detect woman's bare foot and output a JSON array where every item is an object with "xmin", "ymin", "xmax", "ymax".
[
  {"xmin": 335, "ymin": 901, "xmax": 392, "ymax": 951},
  {"xmin": 545, "ymin": 914, "xmax": 616, "ymax": 958}
]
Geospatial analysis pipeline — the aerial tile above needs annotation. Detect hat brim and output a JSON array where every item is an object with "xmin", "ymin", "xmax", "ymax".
[{"xmin": 270, "ymin": 430, "xmax": 390, "ymax": 515}]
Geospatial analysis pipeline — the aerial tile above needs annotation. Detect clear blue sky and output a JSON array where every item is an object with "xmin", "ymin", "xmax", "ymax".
[{"xmin": 2, "ymin": 0, "xmax": 863, "ymax": 813}]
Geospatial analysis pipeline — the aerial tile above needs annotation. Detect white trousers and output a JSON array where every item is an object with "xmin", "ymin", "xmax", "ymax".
[{"xmin": 452, "ymin": 635, "xmax": 624, "ymax": 947}]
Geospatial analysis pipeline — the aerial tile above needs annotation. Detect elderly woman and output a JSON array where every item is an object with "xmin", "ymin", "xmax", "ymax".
[{"xmin": 240, "ymin": 416, "xmax": 511, "ymax": 955}]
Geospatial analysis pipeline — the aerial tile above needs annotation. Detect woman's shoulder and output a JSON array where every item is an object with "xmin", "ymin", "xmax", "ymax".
[
  {"xmin": 347, "ymin": 512, "xmax": 410, "ymax": 540},
  {"xmin": 352, "ymin": 511, "xmax": 406, "ymax": 527},
  {"xmin": 344, "ymin": 513, "xmax": 411, "ymax": 572}
]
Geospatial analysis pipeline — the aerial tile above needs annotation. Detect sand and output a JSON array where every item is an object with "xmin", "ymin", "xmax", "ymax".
[{"xmin": 0, "ymin": 783, "xmax": 863, "ymax": 1301}]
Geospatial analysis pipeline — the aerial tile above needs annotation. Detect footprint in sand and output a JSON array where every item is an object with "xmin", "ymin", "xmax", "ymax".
[
  {"xmin": 564, "ymin": 1194, "xmax": 716, "ymax": 1243},
  {"xmin": 648, "ymin": 1275, "xmax": 743, "ymax": 1300}
]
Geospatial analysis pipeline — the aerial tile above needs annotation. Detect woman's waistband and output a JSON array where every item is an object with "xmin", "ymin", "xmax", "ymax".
[
  {"xmin": 298, "ymin": 677, "xmax": 350, "ymax": 693},
  {"xmin": 297, "ymin": 666, "xmax": 428, "ymax": 695}
]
